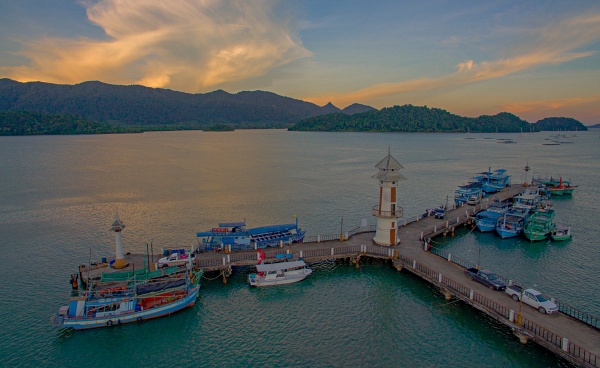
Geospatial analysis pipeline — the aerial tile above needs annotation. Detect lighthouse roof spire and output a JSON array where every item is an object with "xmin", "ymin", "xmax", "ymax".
[
  {"xmin": 110, "ymin": 210, "xmax": 126, "ymax": 232},
  {"xmin": 372, "ymin": 151, "xmax": 406, "ymax": 182}
]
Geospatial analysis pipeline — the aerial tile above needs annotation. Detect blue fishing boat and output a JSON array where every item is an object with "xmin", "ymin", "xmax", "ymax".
[
  {"xmin": 196, "ymin": 219, "xmax": 305, "ymax": 251},
  {"xmin": 53, "ymin": 267, "xmax": 202, "ymax": 330},
  {"xmin": 495, "ymin": 204, "xmax": 530, "ymax": 239},
  {"xmin": 454, "ymin": 179, "xmax": 483, "ymax": 206},
  {"xmin": 481, "ymin": 168, "xmax": 511, "ymax": 194},
  {"xmin": 475, "ymin": 203, "xmax": 508, "ymax": 232}
]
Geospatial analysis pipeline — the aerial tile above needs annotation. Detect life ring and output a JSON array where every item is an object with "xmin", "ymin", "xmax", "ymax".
[
  {"xmin": 136, "ymin": 317, "xmax": 142, "ymax": 322},
  {"xmin": 106, "ymin": 320, "xmax": 113, "ymax": 326}
]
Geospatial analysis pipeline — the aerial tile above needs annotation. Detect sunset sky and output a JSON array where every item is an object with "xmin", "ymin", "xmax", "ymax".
[{"xmin": 1, "ymin": 0, "xmax": 599, "ymax": 124}]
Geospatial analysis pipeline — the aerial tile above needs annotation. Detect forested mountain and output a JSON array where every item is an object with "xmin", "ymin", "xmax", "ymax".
[
  {"xmin": 0, "ymin": 78, "xmax": 344, "ymax": 127},
  {"xmin": 289, "ymin": 105, "xmax": 586, "ymax": 132}
]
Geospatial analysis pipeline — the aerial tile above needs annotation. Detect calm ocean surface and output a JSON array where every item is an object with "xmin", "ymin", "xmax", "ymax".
[{"xmin": 1, "ymin": 130, "xmax": 599, "ymax": 367}]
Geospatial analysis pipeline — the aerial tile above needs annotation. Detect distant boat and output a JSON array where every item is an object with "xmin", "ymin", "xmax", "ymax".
[{"xmin": 196, "ymin": 219, "xmax": 305, "ymax": 251}]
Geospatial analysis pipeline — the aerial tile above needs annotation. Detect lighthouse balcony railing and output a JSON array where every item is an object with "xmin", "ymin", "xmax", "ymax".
[{"xmin": 372, "ymin": 205, "xmax": 403, "ymax": 218}]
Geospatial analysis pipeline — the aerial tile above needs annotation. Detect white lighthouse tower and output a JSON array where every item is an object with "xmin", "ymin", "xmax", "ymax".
[
  {"xmin": 110, "ymin": 211, "xmax": 129, "ymax": 269},
  {"xmin": 372, "ymin": 150, "xmax": 405, "ymax": 246}
]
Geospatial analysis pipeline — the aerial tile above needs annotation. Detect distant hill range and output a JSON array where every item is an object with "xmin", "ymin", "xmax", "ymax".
[
  {"xmin": 588, "ymin": 123, "xmax": 600, "ymax": 128},
  {"xmin": 0, "ymin": 78, "xmax": 587, "ymax": 134},
  {"xmin": 289, "ymin": 105, "xmax": 588, "ymax": 133},
  {"xmin": 0, "ymin": 78, "xmax": 363, "ymax": 128}
]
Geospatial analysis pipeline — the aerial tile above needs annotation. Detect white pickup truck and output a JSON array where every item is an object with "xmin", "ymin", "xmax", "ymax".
[
  {"xmin": 505, "ymin": 284, "xmax": 558, "ymax": 314},
  {"xmin": 158, "ymin": 252, "xmax": 195, "ymax": 268}
]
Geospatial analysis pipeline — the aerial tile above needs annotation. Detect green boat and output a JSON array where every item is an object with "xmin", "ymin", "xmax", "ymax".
[
  {"xmin": 551, "ymin": 224, "xmax": 572, "ymax": 241},
  {"xmin": 523, "ymin": 209, "xmax": 556, "ymax": 241}
]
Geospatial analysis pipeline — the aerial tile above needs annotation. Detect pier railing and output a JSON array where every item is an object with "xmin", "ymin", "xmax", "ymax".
[
  {"xmin": 555, "ymin": 301, "xmax": 600, "ymax": 330},
  {"xmin": 427, "ymin": 236, "xmax": 599, "ymax": 331},
  {"xmin": 395, "ymin": 255, "xmax": 599, "ymax": 367}
]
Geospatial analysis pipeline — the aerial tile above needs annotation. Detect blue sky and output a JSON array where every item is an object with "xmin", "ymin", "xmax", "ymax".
[{"xmin": 1, "ymin": 0, "xmax": 599, "ymax": 124}]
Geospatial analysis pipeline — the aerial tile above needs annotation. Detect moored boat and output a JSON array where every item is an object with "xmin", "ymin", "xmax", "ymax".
[
  {"xmin": 481, "ymin": 168, "xmax": 511, "ymax": 194},
  {"xmin": 196, "ymin": 219, "xmax": 305, "ymax": 251},
  {"xmin": 53, "ymin": 267, "xmax": 202, "ymax": 330},
  {"xmin": 551, "ymin": 224, "xmax": 572, "ymax": 241},
  {"xmin": 454, "ymin": 180, "xmax": 483, "ymax": 206},
  {"xmin": 523, "ymin": 209, "xmax": 556, "ymax": 242},
  {"xmin": 476, "ymin": 203, "xmax": 508, "ymax": 232},
  {"xmin": 495, "ymin": 205, "xmax": 530, "ymax": 239},
  {"xmin": 248, "ymin": 260, "xmax": 312, "ymax": 287}
]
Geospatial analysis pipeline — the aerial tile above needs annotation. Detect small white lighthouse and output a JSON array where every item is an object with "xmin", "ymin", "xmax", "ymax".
[
  {"xmin": 372, "ymin": 150, "xmax": 405, "ymax": 246},
  {"xmin": 110, "ymin": 211, "xmax": 129, "ymax": 269}
]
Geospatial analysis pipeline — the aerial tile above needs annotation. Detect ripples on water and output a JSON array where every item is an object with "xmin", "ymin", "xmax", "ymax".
[{"xmin": 1, "ymin": 130, "xmax": 597, "ymax": 367}]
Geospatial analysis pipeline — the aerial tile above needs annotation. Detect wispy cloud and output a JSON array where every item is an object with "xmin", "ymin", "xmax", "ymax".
[
  {"xmin": 306, "ymin": 13, "xmax": 600, "ymax": 107},
  {"xmin": 2, "ymin": 0, "xmax": 310, "ymax": 91},
  {"xmin": 500, "ymin": 95, "xmax": 600, "ymax": 114}
]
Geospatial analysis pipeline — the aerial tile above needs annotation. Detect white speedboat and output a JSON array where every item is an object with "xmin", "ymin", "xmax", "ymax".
[{"xmin": 248, "ymin": 260, "xmax": 312, "ymax": 287}]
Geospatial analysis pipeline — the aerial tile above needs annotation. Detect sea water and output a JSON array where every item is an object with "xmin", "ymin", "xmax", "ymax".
[{"xmin": 1, "ymin": 130, "xmax": 598, "ymax": 367}]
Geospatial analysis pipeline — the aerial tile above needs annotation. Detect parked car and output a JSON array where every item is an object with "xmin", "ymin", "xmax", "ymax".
[
  {"xmin": 464, "ymin": 268, "xmax": 507, "ymax": 290},
  {"xmin": 467, "ymin": 195, "xmax": 481, "ymax": 205},
  {"xmin": 505, "ymin": 285, "xmax": 559, "ymax": 314},
  {"xmin": 158, "ymin": 252, "xmax": 195, "ymax": 268},
  {"xmin": 434, "ymin": 207, "xmax": 445, "ymax": 219}
]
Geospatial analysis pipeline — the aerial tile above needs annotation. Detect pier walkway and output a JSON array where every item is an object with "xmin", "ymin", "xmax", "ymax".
[{"xmin": 189, "ymin": 184, "xmax": 599, "ymax": 367}]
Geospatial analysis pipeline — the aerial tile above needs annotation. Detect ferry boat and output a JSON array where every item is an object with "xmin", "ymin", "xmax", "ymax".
[
  {"xmin": 196, "ymin": 219, "xmax": 305, "ymax": 251},
  {"xmin": 248, "ymin": 260, "xmax": 312, "ymax": 287},
  {"xmin": 495, "ymin": 205, "xmax": 530, "ymax": 239},
  {"xmin": 523, "ymin": 209, "xmax": 556, "ymax": 242},
  {"xmin": 53, "ymin": 267, "xmax": 202, "ymax": 330},
  {"xmin": 481, "ymin": 168, "xmax": 511, "ymax": 194},
  {"xmin": 475, "ymin": 203, "xmax": 508, "ymax": 232}
]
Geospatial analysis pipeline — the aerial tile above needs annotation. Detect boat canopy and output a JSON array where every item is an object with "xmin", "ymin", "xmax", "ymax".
[{"xmin": 256, "ymin": 260, "xmax": 306, "ymax": 272}]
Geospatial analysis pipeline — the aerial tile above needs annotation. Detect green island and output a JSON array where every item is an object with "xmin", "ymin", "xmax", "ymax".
[
  {"xmin": 0, "ymin": 111, "xmax": 142, "ymax": 136},
  {"xmin": 288, "ymin": 105, "xmax": 588, "ymax": 133}
]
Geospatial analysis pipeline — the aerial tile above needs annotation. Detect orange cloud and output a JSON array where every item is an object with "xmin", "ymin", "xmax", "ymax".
[
  {"xmin": 305, "ymin": 13, "xmax": 600, "ymax": 108},
  {"xmin": 1, "ymin": 0, "xmax": 310, "ymax": 92}
]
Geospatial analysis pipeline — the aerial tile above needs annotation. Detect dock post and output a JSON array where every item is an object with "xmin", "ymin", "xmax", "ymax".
[
  {"xmin": 317, "ymin": 235, "xmax": 321, "ymax": 243},
  {"xmin": 438, "ymin": 273, "xmax": 442, "ymax": 283},
  {"xmin": 509, "ymin": 310, "xmax": 515, "ymax": 322},
  {"xmin": 447, "ymin": 253, "xmax": 452, "ymax": 262},
  {"xmin": 412, "ymin": 260, "xmax": 417, "ymax": 269},
  {"xmin": 445, "ymin": 221, "xmax": 448, "ymax": 228},
  {"xmin": 331, "ymin": 248, "xmax": 335, "ymax": 256},
  {"xmin": 300, "ymin": 250, "xmax": 303, "ymax": 258},
  {"xmin": 561, "ymin": 338, "xmax": 569, "ymax": 352},
  {"xmin": 469, "ymin": 290, "xmax": 474, "ymax": 300},
  {"xmin": 420, "ymin": 231, "xmax": 423, "ymax": 240}
]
